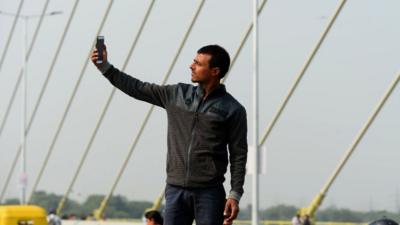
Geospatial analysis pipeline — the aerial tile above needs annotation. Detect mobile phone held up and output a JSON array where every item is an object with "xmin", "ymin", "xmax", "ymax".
[{"xmin": 96, "ymin": 36, "xmax": 104, "ymax": 64}]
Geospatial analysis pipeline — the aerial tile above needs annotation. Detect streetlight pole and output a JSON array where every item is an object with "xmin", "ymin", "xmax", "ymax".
[
  {"xmin": 0, "ymin": 10, "xmax": 62, "ymax": 205},
  {"xmin": 252, "ymin": 0, "xmax": 260, "ymax": 224}
]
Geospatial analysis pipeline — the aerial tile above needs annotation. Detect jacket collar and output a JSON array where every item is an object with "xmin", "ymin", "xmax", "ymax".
[{"xmin": 196, "ymin": 84, "xmax": 226, "ymax": 100}]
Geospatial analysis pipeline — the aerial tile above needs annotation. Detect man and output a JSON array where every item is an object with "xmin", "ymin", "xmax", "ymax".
[
  {"xmin": 144, "ymin": 210, "xmax": 163, "ymax": 225},
  {"xmin": 91, "ymin": 43, "xmax": 248, "ymax": 225}
]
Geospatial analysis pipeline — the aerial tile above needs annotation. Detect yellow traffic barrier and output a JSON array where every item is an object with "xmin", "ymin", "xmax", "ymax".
[{"xmin": 0, "ymin": 205, "xmax": 47, "ymax": 225}]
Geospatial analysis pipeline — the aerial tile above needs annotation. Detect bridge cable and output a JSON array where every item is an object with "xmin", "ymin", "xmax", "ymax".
[
  {"xmin": 92, "ymin": 0, "xmax": 205, "ymax": 219},
  {"xmin": 0, "ymin": 0, "xmax": 51, "ymax": 138},
  {"xmin": 0, "ymin": 0, "xmax": 82, "ymax": 203},
  {"xmin": 259, "ymin": 0, "xmax": 348, "ymax": 147},
  {"xmin": 28, "ymin": 0, "xmax": 116, "ymax": 205},
  {"xmin": 0, "ymin": 0, "xmax": 24, "ymax": 74},
  {"xmin": 304, "ymin": 72, "xmax": 400, "ymax": 217}
]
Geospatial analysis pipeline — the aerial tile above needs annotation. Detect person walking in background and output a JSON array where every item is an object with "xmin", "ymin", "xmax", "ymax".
[
  {"xmin": 302, "ymin": 215, "xmax": 311, "ymax": 225},
  {"xmin": 91, "ymin": 42, "xmax": 248, "ymax": 225},
  {"xmin": 47, "ymin": 210, "xmax": 62, "ymax": 225},
  {"xmin": 144, "ymin": 210, "xmax": 163, "ymax": 225},
  {"xmin": 292, "ymin": 214, "xmax": 301, "ymax": 225}
]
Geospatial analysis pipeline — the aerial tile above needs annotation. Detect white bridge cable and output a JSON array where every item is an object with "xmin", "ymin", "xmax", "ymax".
[
  {"xmin": 301, "ymin": 72, "xmax": 400, "ymax": 217},
  {"xmin": 93, "ymin": 0, "xmax": 205, "ymax": 217},
  {"xmin": 259, "ymin": 0, "xmax": 348, "ymax": 147},
  {"xmin": 0, "ymin": 0, "xmax": 25, "ymax": 73},
  {"xmin": 0, "ymin": 0, "xmax": 51, "ymax": 137},
  {"xmin": 321, "ymin": 72, "xmax": 400, "ymax": 195},
  {"xmin": 54, "ymin": 0, "xmax": 156, "ymax": 215},
  {"xmin": 0, "ymin": 0, "xmax": 82, "ymax": 203},
  {"xmin": 28, "ymin": 0, "xmax": 117, "ymax": 207},
  {"xmin": 221, "ymin": 0, "xmax": 268, "ymax": 84}
]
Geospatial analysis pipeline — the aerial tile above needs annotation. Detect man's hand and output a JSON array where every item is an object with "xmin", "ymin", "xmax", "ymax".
[
  {"xmin": 91, "ymin": 44, "xmax": 108, "ymax": 69},
  {"xmin": 223, "ymin": 198, "xmax": 239, "ymax": 225}
]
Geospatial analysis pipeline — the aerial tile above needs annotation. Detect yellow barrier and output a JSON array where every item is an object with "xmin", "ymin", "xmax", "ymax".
[{"xmin": 0, "ymin": 205, "xmax": 47, "ymax": 225}]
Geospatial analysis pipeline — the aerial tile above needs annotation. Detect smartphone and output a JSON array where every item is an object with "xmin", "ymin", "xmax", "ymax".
[{"xmin": 96, "ymin": 36, "xmax": 104, "ymax": 64}]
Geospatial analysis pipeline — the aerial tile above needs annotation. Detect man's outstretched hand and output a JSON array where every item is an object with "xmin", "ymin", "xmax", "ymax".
[{"xmin": 223, "ymin": 198, "xmax": 239, "ymax": 225}]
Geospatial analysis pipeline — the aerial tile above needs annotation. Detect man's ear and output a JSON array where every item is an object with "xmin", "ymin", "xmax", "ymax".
[{"xmin": 211, "ymin": 67, "xmax": 220, "ymax": 78}]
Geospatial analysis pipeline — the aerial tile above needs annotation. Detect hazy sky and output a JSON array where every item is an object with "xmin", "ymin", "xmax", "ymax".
[{"xmin": 0, "ymin": 0, "xmax": 399, "ymax": 212}]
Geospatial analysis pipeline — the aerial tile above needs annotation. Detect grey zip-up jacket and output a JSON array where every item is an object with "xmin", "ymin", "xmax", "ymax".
[{"xmin": 101, "ymin": 64, "xmax": 248, "ymax": 201}]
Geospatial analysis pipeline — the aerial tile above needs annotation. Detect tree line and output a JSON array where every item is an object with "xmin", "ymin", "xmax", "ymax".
[{"xmin": 2, "ymin": 191, "xmax": 399, "ymax": 222}]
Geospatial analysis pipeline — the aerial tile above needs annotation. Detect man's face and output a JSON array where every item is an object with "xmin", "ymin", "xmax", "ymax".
[
  {"xmin": 190, "ymin": 53, "xmax": 218, "ymax": 83},
  {"xmin": 146, "ymin": 218, "xmax": 157, "ymax": 225}
]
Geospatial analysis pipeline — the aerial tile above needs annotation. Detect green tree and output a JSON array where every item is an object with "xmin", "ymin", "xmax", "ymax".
[
  {"xmin": 317, "ymin": 207, "xmax": 364, "ymax": 222},
  {"xmin": 261, "ymin": 204, "xmax": 298, "ymax": 220},
  {"xmin": 237, "ymin": 204, "xmax": 251, "ymax": 220},
  {"xmin": 126, "ymin": 200, "xmax": 153, "ymax": 218},
  {"xmin": 30, "ymin": 191, "xmax": 61, "ymax": 212},
  {"xmin": 30, "ymin": 191, "xmax": 82, "ymax": 216},
  {"xmin": 81, "ymin": 194, "xmax": 104, "ymax": 215},
  {"xmin": 3, "ymin": 198, "xmax": 20, "ymax": 205}
]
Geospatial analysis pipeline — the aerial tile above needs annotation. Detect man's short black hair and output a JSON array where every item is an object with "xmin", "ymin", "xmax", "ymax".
[
  {"xmin": 145, "ymin": 210, "xmax": 163, "ymax": 225},
  {"xmin": 197, "ymin": 45, "xmax": 231, "ymax": 79}
]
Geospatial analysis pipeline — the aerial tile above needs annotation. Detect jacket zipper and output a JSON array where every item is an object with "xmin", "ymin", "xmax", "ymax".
[{"xmin": 184, "ymin": 98, "xmax": 203, "ymax": 186}]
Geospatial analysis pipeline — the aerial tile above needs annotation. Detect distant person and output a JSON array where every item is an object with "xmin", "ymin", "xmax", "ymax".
[
  {"xmin": 144, "ymin": 210, "xmax": 163, "ymax": 225},
  {"xmin": 369, "ymin": 218, "xmax": 399, "ymax": 225},
  {"xmin": 61, "ymin": 215, "xmax": 68, "ymax": 220},
  {"xmin": 67, "ymin": 214, "xmax": 77, "ymax": 220},
  {"xmin": 47, "ymin": 210, "xmax": 62, "ymax": 225},
  {"xmin": 302, "ymin": 215, "xmax": 311, "ymax": 225},
  {"xmin": 292, "ymin": 214, "xmax": 301, "ymax": 225},
  {"xmin": 92, "ymin": 42, "xmax": 248, "ymax": 225}
]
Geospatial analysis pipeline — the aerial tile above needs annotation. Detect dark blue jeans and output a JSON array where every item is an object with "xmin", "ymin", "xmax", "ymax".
[{"xmin": 164, "ymin": 184, "xmax": 226, "ymax": 225}]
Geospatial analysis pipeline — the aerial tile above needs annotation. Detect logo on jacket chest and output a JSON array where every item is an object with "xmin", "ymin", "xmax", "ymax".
[{"xmin": 209, "ymin": 106, "xmax": 228, "ymax": 117}]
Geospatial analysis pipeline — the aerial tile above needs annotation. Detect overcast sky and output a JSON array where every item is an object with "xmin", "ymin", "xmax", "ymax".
[{"xmin": 0, "ymin": 0, "xmax": 399, "ymax": 212}]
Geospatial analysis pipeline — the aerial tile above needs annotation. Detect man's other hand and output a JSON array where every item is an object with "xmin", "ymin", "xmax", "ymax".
[{"xmin": 223, "ymin": 198, "xmax": 239, "ymax": 225}]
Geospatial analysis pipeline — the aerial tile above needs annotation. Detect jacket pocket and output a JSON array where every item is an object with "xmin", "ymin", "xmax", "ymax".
[{"xmin": 189, "ymin": 149, "xmax": 217, "ymax": 183}]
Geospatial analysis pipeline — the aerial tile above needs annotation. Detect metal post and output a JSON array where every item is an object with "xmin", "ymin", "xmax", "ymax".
[
  {"xmin": 0, "ymin": 10, "xmax": 62, "ymax": 204},
  {"xmin": 252, "ymin": 0, "xmax": 259, "ymax": 225}
]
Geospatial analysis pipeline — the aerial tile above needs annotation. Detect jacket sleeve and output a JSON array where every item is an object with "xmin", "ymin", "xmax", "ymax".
[
  {"xmin": 102, "ymin": 64, "xmax": 173, "ymax": 108},
  {"xmin": 227, "ymin": 105, "xmax": 248, "ymax": 201}
]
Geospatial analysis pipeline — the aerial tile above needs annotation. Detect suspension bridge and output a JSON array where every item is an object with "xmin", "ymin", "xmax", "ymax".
[{"xmin": 0, "ymin": 1, "xmax": 399, "ymax": 224}]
